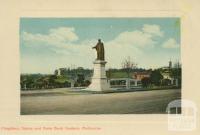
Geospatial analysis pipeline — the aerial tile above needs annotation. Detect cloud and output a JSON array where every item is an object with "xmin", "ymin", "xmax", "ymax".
[
  {"xmin": 142, "ymin": 24, "xmax": 164, "ymax": 37},
  {"xmin": 21, "ymin": 24, "xmax": 167, "ymax": 73},
  {"xmin": 110, "ymin": 30, "xmax": 155, "ymax": 48},
  {"xmin": 162, "ymin": 38, "xmax": 179, "ymax": 48},
  {"xmin": 22, "ymin": 27, "xmax": 78, "ymax": 46},
  {"xmin": 103, "ymin": 24, "xmax": 164, "ymax": 67},
  {"xmin": 49, "ymin": 27, "xmax": 78, "ymax": 42}
]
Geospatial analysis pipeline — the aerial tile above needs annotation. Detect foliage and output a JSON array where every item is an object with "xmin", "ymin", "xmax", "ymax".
[
  {"xmin": 55, "ymin": 75, "xmax": 69, "ymax": 83},
  {"xmin": 170, "ymin": 67, "xmax": 181, "ymax": 87},
  {"xmin": 150, "ymin": 69, "xmax": 163, "ymax": 86},
  {"xmin": 141, "ymin": 77, "xmax": 151, "ymax": 88},
  {"xmin": 170, "ymin": 68, "xmax": 181, "ymax": 78},
  {"xmin": 20, "ymin": 64, "xmax": 182, "ymax": 90},
  {"xmin": 161, "ymin": 79, "xmax": 171, "ymax": 86},
  {"xmin": 20, "ymin": 67, "xmax": 92, "ymax": 90},
  {"xmin": 20, "ymin": 74, "xmax": 70, "ymax": 90}
]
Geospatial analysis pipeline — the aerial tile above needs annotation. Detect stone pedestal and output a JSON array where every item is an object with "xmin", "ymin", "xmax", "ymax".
[{"xmin": 87, "ymin": 60, "xmax": 111, "ymax": 91}]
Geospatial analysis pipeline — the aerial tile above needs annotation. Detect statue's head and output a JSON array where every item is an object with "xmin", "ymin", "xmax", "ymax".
[{"xmin": 98, "ymin": 39, "xmax": 101, "ymax": 42}]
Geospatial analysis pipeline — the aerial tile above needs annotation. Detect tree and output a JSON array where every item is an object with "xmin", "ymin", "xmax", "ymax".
[
  {"xmin": 77, "ymin": 74, "xmax": 85, "ymax": 86},
  {"xmin": 48, "ymin": 75, "xmax": 57, "ymax": 88},
  {"xmin": 121, "ymin": 56, "xmax": 137, "ymax": 78},
  {"xmin": 150, "ymin": 69, "xmax": 163, "ymax": 86},
  {"xmin": 84, "ymin": 80, "xmax": 91, "ymax": 86},
  {"xmin": 141, "ymin": 77, "xmax": 151, "ymax": 88},
  {"xmin": 173, "ymin": 61, "xmax": 181, "ymax": 69},
  {"xmin": 170, "ymin": 62, "xmax": 182, "ymax": 87},
  {"xmin": 161, "ymin": 79, "xmax": 171, "ymax": 86},
  {"xmin": 106, "ymin": 68, "xmax": 112, "ymax": 79},
  {"xmin": 54, "ymin": 69, "xmax": 58, "ymax": 75}
]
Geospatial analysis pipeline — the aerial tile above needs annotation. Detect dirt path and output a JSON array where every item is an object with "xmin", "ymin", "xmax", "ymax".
[{"xmin": 21, "ymin": 89, "xmax": 181, "ymax": 114}]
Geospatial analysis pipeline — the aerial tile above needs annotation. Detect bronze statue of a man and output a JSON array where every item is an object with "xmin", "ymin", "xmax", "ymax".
[{"xmin": 92, "ymin": 39, "xmax": 105, "ymax": 61}]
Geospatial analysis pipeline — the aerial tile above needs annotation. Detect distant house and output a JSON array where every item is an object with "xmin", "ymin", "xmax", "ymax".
[
  {"xmin": 133, "ymin": 71, "xmax": 151, "ymax": 81},
  {"xmin": 160, "ymin": 60, "xmax": 180, "ymax": 86},
  {"xmin": 160, "ymin": 60, "xmax": 173, "ymax": 80},
  {"xmin": 161, "ymin": 69, "xmax": 172, "ymax": 80}
]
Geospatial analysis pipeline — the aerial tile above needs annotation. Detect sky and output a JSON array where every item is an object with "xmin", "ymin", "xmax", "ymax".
[{"xmin": 20, "ymin": 18, "xmax": 181, "ymax": 74}]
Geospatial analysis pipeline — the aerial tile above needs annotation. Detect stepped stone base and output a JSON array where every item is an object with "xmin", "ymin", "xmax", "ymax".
[{"xmin": 86, "ymin": 60, "xmax": 111, "ymax": 91}]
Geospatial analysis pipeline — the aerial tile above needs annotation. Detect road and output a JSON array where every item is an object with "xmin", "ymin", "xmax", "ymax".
[{"xmin": 21, "ymin": 89, "xmax": 181, "ymax": 114}]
